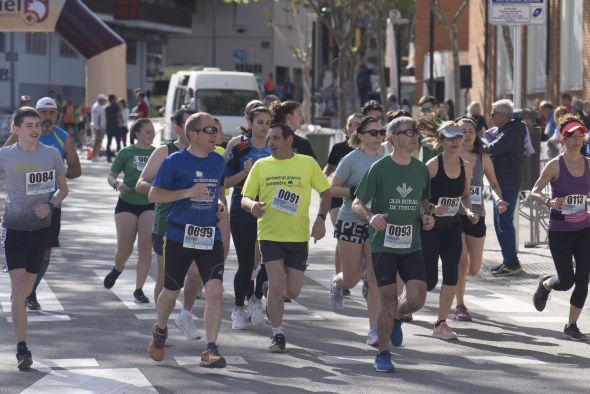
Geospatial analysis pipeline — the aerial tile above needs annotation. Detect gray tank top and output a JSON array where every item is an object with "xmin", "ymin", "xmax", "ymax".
[{"xmin": 460, "ymin": 153, "xmax": 485, "ymax": 217}]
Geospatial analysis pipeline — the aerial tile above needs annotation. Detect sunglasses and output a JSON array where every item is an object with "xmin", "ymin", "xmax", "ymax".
[
  {"xmin": 190, "ymin": 126, "xmax": 218, "ymax": 135},
  {"xmin": 360, "ymin": 129, "xmax": 386, "ymax": 137},
  {"xmin": 395, "ymin": 128, "xmax": 419, "ymax": 137}
]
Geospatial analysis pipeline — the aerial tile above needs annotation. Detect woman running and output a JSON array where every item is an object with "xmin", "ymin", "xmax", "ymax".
[
  {"xmin": 419, "ymin": 118, "xmax": 478, "ymax": 340},
  {"xmin": 531, "ymin": 115, "xmax": 590, "ymax": 341},
  {"xmin": 269, "ymin": 100, "xmax": 316, "ymax": 158},
  {"xmin": 454, "ymin": 117, "xmax": 507, "ymax": 321},
  {"xmin": 324, "ymin": 113, "xmax": 361, "ymax": 291},
  {"xmin": 104, "ymin": 118, "xmax": 156, "ymax": 303},
  {"xmin": 225, "ymin": 106, "xmax": 272, "ymax": 329},
  {"xmin": 329, "ymin": 116, "xmax": 384, "ymax": 346}
]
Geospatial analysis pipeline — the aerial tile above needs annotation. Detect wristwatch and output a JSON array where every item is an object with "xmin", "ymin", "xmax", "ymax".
[
  {"xmin": 544, "ymin": 197, "xmax": 552, "ymax": 208},
  {"xmin": 47, "ymin": 202, "xmax": 55, "ymax": 211}
]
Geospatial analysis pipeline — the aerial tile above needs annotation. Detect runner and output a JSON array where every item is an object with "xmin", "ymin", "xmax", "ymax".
[
  {"xmin": 147, "ymin": 112, "xmax": 227, "ymax": 368},
  {"xmin": 269, "ymin": 101, "xmax": 316, "ymax": 159},
  {"xmin": 454, "ymin": 117, "xmax": 507, "ymax": 321},
  {"xmin": 4, "ymin": 97, "xmax": 81, "ymax": 311},
  {"xmin": 225, "ymin": 99, "xmax": 264, "ymax": 158},
  {"xmin": 212, "ymin": 117, "xmax": 231, "ymax": 260},
  {"xmin": 352, "ymin": 116, "xmax": 433, "ymax": 372},
  {"xmin": 135, "ymin": 108, "xmax": 203, "ymax": 340},
  {"xmin": 241, "ymin": 123, "xmax": 331, "ymax": 352},
  {"xmin": 419, "ymin": 117, "xmax": 478, "ymax": 340},
  {"xmin": 361, "ymin": 100, "xmax": 384, "ymax": 122},
  {"xmin": 328, "ymin": 116, "xmax": 383, "ymax": 348},
  {"xmin": 0, "ymin": 107, "xmax": 68, "ymax": 370},
  {"xmin": 531, "ymin": 115, "xmax": 590, "ymax": 341},
  {"xmin": 103, "ymin": 119, "xmax": 156, "ymax": 304},
  {"xmin": 225, "ymin": 106, "xmax": 272, "ymax": 329},
  {"xmin": 324, "ymin": 112, "xmax": 360, "ymax": 293}
]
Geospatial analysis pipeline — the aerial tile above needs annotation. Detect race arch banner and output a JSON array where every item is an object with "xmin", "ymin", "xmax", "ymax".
[{"xmin": 0, "ymin": 0, "xmax": 127, "ymax": 106}]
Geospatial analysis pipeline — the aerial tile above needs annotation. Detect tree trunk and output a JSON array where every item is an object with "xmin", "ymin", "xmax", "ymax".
[
  {"xmin": 450, "ymin": 25, "xmax": 462, "ymax": 115},
  {"xmin": 337, "ymin": 45, "xmax": 349, "ymax": 128},
  {"xmin": 302, "ymin": 60, "xmax": 312, "ymax": 124}
]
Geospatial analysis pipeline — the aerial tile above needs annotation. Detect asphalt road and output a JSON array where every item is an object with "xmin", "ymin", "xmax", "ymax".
[{"xmin": 1, "ymin": 159, "xmax": 589, "ymax": 393}]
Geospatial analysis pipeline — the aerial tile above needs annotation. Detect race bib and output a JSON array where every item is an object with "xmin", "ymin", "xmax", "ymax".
[
  {"xmin": 25, "ymin": 170, "xmax": 55, "ymax": 195},
  {"xmin": 437, "ymin": 197, "xmax": 461, "ymax": 216},
  {"xmin": 134, "ymin": 156, "xmax": 149, "ymax": 171},
  {"xmin": 562, "ymin": 194, "xmax": 586, "ymax": 215},
  {"xmin": 271, "ymin": 188, "xmax": 301, "ymax": 215},
  {"xmin": 183, "ymin": 224, "xmax": 215, "ymax": 250},
  {"xmin": 470, "ymin": 186, "xmax": 482, "ymax": 205},
  {"xmin": 384, "ymin": 224, "xmax": 413, "ymax": 249}
]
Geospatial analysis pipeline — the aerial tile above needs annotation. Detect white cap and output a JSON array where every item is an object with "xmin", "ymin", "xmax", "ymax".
[
  {"xmin": 97, "ymin": 94, "xmax": 108, "ymax": 101},
  {"xmin": 35, "ymin": 97, "xmax": 57, "ymax": 110}
]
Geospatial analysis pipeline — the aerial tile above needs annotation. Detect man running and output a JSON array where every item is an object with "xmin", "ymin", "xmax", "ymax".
[
  {"xmin": 4, "ymin": 97, "xmax": 81, "ymax": 310},
  {"xmin": 147, "ymin": 112, "xmax": 227, "ymax": 368},
  {"xmin": 136, "ymin": 108, "xmax": 203, "ymax": 340},
  {"xmin": 352, "ymin": 116, "xmax": 433, "ymax": 372},
  {"xmin": 1, "ymin": 107, "xmax": 68, "ymax": 369},
  {"xmin": 241, "ymin": 123, "xmax": 331, "ymax": 352}
]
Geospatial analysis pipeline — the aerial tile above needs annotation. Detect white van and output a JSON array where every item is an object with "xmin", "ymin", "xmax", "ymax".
[{"xmin": 163, "ymin": 68, "xmax": 260, "ymax": 143}]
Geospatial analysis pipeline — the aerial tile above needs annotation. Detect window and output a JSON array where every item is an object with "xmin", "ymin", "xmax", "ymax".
[
  {"xmin": 0, "ymin": 33, "xmax": 5, "ymax": 53},
  {"xmin": 59, "ymin": 39, "xmax": 78, "ymax": 58},
  {"xmin": 195, "ymin": 89, "xmax": 260, "ymax": 116},
  {"xmin": 496, "ymin": 28, "xmax": 513, "ymax": 96},
  {"xmin": 146, "ymin": 40, "xmax": 162, "ymax": 79},
  {"xmin": 126, "ymin": 39, "xmax": 137, "ymax": 64},
  {"xmin": 560, "ymin": 0, "xmax": 583, "ymax": 91},
  {"xmin": 25, "ymin": 33, "xmax": 47, "ymax": 55},
  {"xmin": 526, "ymin": 24, "xmax": 546, "ymax": 94}
]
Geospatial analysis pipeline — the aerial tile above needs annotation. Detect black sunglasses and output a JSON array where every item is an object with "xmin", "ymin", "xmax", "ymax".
[
  {"xmin": 360, "ymin": 129, "xmax": 386, "ymax": 137},
  {"xmin": 395, "ymin": 128, "xmax": 419, "ymax": 137},
  {"xmin": 190, "ymin": 126, "xmax": 218, "ymax": 135}
]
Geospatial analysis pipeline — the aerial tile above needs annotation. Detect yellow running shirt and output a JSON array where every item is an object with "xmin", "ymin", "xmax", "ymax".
[
  {"xmin": 214, "ymin": 146, "xmax": 225, "ymax": 156},
  {"xmin": 242, "ymin": 154, "xmax": 330, "ymax": 242}
]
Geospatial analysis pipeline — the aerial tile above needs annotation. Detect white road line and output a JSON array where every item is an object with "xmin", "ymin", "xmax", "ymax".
[
  {"xmin": 94, "ymin": 269, "xmax": 156, "ymax": 310},
  {"xmin": 6, "ymin": 314, "xmax": 70, "ymax": 323},
  {"xmin": 174, "ymin": 356, "xmax": 247, "ymax": 366},
  {"xmin": 34, "ymin": 358, "xmax": 99, "ymax": 369},
  {"xmin": 508, "ymin": 316, "xmax": 566, "ymax": 323},
  {"xmin": 319, "ymin": 355, "xmax": 374, "ymax": 364},
  {"xmin": 0, "ymin": 278, "xmax": 65, "ymax": 312},
  {"xmin": 21, "ymin": 368, "xmax": 158, "ymax": 393},
  {"xmin": 465, "ymin": 355, "xmax": 545, "ymax": 365}
]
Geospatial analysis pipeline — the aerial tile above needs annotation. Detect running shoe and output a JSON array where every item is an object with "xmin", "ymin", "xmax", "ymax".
[
  {"xmin": 174, "ymin": 312, "xmax": 202, "ymax": 340},
  {"xmin": 390, "ymin": 319, "xmax": 403, "ymax": 347},
  {"xmin": 361, "ymin": 280, "xmax": 369, "ymax": 300},
  {"xmin": 563, "ymin": 323, "xmax": 587, "ymax": 341},
  {"xmin": 490, "ymin": 263, "xmax": 504, "ymax": 273},
  {"xmin": 16, "ymin": 349, "xmax": 33, "ymax": 370},
  {"xmin": 103, "ymin": 267, "xmax": 122, "ymax": 289},
  {"xmin": 454, "ymin": 304, "xmax": 472, "ymax": 321},
  {"xmin": 134, "ymin": 289, "xmax": 150, "ymax": 304},
  {"xmin": 343, "ymin": 289, "xmax": 351, "ymax": 296},
  {"xmin": 533, "ymin": 274, "xmax": 552, "ymax": 312},
  {"xmin": 148, "ymin": 324, "xmax": 168, "ymax": 361},
  {"xmin": 491, "ymin": 263, "xmax": 523, "ymax": 277},
  {"xmin": 269, "ymin": 333, "xmax": 286, "ymax": 353},
  {"xmin": 366, "ymin": 328, "xmax": 379, "ymax": 347},
  {"xmin": 2, "ymin": 263, "xmax": 7, "ymax": 273},
  {"xmin": 373, "ymin": 351, "xmax": 395, "ymax": 373},
  {"xmin": 200, "ymin": 346, "xmax": 227, "ymax": 368},
  {"xmin": 26, "ymin": 292, "xmax": 41, "ymax": 311},
  {"xmin": 231, "ymin": 307, "xmax": 248, "ymax": 330},
  {"xmin": 329, "ymin": 276, "xmax": 344, "ymax": 311},
  {"xmin": 432, "ymin": 321, "xmax": 458, "ymax": 340},
  {"xmin": 248, "ymin": 301, "xmax": 265, "ymax": 326}
]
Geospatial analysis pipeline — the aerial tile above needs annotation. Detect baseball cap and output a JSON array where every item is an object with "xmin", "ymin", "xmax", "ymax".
[
  {"xmin": 97, "ymin": 94, "xmax": 108, "ymax": 101},
  {"xmin": 561, "ymin": 121, "xmax": 588, "ymax": 135},
  {"xmin": 440, "ymin": 125, "xmax": 463, "ymax": 139},
  {"xmin": 539, "ymin": 100, "xmax": 554, "ymax": 109},
  {"xmin": 35, "ymin": 97, "xmax": 57, "ymax": 110}
]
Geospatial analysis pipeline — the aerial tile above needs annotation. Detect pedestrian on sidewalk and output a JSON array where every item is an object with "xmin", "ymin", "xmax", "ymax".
[{"xmin": 530, "ymin": 115, "xmax": 590, "ymax": 341}]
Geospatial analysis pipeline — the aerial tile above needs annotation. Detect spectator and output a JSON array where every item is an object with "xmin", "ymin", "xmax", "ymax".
[
  {"xmin": 105, "ymin": 94, "xmax": 121, "ymax": 163},
  {"xmin": 385, "ymin": 93, "xmax": 399, "ymax": 111},
  {"xmin": 264, "ymin": 73, "xmax": 275, "ymax": 95},
  {"xmin": 483, "ymin": 99, "xmax": 526, "ymax": 277},
  {"xmin": 91, "ymin": 94, "xmax": 108, "ymax": 162},
  {"xmin": 572, "ymin": 98, "xmax": 590, "ymax": 130},
  {"xmin": 560, "ymin": 92, "xmax": 573, "ymax": 113},
  {"xmin": 283, "ymin": 76, "xmax": 294, "ymax": 100},
  {"xmin": 356, "ymin": 63, "xmax": 373, "ymax": 107},
  {"xmin": 118, "ymin": 98, "xmax": 130, "ymax": 147},
  {"xmin": 544, "ymin": 105, "xmax": 567, "ymax": 159},
  {"xmin": 445, "ymin": 99, "xmax": 455, "ymax": 120},
  {"xmin": 62, "ymin": 99, "xmax": 77, "ymax": 142},
  {"xmin": 538, "ymin": 100, "xmax": 554, "ymax": 131},
  {"xmin": 467, "ymin": 101, "xmax": 488, "ymax": 134},
  {"xmin": 131, "ymin": 91, "xmax": 149, "ymax": 118}
]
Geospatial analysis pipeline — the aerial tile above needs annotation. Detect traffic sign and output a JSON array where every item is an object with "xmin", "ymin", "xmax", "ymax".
[{"xmin": 489, "ymin": 0, "xmax": 546, "ymax": 25}]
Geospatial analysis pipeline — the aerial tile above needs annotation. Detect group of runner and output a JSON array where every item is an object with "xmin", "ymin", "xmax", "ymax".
[{"xmin": 2, "ymin": 96, "xmax": 590, "ymax": 373}]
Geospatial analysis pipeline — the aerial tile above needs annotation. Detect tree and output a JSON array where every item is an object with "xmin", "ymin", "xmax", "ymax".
[{"xmin": 432, "ymin": 0, "xmax": 469, "ymax": 114}]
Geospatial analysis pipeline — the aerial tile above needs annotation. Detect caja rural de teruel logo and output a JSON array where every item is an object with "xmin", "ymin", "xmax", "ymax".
[{"xmin": 24, "ymin": 0, "xmax": 49, "ymax": 24}]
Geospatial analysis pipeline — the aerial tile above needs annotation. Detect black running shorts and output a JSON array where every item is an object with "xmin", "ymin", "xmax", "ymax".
[
  {"xmin": 115, "ymin": 198, "xmax": 155, "ymax": 216},
  {"xmin": 334, "ymin": 220, "xmax": 369, "ymax": 244},
  {"xmin": 371, "ymin": 251, "xmax": 426, "ymax": 287},
  {"xmin": 459, "ymin": 214, "xmax": 486, "ymax": 238},
  {"xmin": 2, "ymin": 227, "xmax": 51, "ymax": 273},
  {"xmin": 258, "ymin": 240, "xmax": 308, "ymax": 271}
]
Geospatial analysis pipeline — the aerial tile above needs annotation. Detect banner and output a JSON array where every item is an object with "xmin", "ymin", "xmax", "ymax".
[{"xmin": 0, "ymin": 0, "xmax": 66, "ymax": 32}]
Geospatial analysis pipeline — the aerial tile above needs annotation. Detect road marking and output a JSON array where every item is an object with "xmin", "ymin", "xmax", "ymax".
[
  {"xmin": 21, "ymin": 368, "xmax": 157, "ymax": 393},
  {"xmin": 94, "ymin": 269, "xmax": 154, "ymax": 310},
  {"xmin": 319, "ymin": 355, "xmax": 374, "ymax": 364},
  {"xmin": 283, "ymin": 313, "xmax": 323, "ymax": 321},
  {"xmin": 6, "ymin": 314, "xmax": 70, "ymax": 323},
  {"xmin": 465, "ymin": 355, "xmax": 545, "ymax": 365},
  {"xmin": 464, "ymin": 286, "xmax": 539, "ymax": 314},
  {"xmin": 174, "ymin": 356, "xmax": 247, "ymax": 366},
  {"xmin": 509, "ymin": 316, "xmax": 566, "ymax": 323},
  {"xmin": 34, "ymin": 358, "xmax": 99, "ymax": 368}
]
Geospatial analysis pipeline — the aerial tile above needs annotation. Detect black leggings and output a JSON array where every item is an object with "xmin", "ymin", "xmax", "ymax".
[
  {"xmin": 421, "ymin": 218, "xmax": 463, "ymax": 291},
  {"xmin": 548, "ymin": 227, "xmax": 590, "ymax": 309},
  {"xmin": 231, "ymin": 221, "xmax": 257, "ymax": 307}
]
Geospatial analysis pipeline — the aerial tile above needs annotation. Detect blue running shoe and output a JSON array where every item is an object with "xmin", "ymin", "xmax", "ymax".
[
  {"xmin": 329, "ymin": 276, "xmax": 344, "ymax": 311},
  {"xmin": 373, "ymin": 351, "xmax": 395, "ymax": 373},
  {"xmin": 390, "ymin": 319, "xmax": 403, "ymax": 347}
]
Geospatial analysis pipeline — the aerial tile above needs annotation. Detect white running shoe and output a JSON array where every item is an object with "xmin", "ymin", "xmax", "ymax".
[
  {"xmin": 249, "ymin": 301, "xmax": 265, "ymax": 326},
  {"xmin": 231, "ymin": 307, "xmax": 247, "ymax": 330},
  {"xmin": 174, "ymin": 312, "xmax": 202, "ymax": 340}
]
